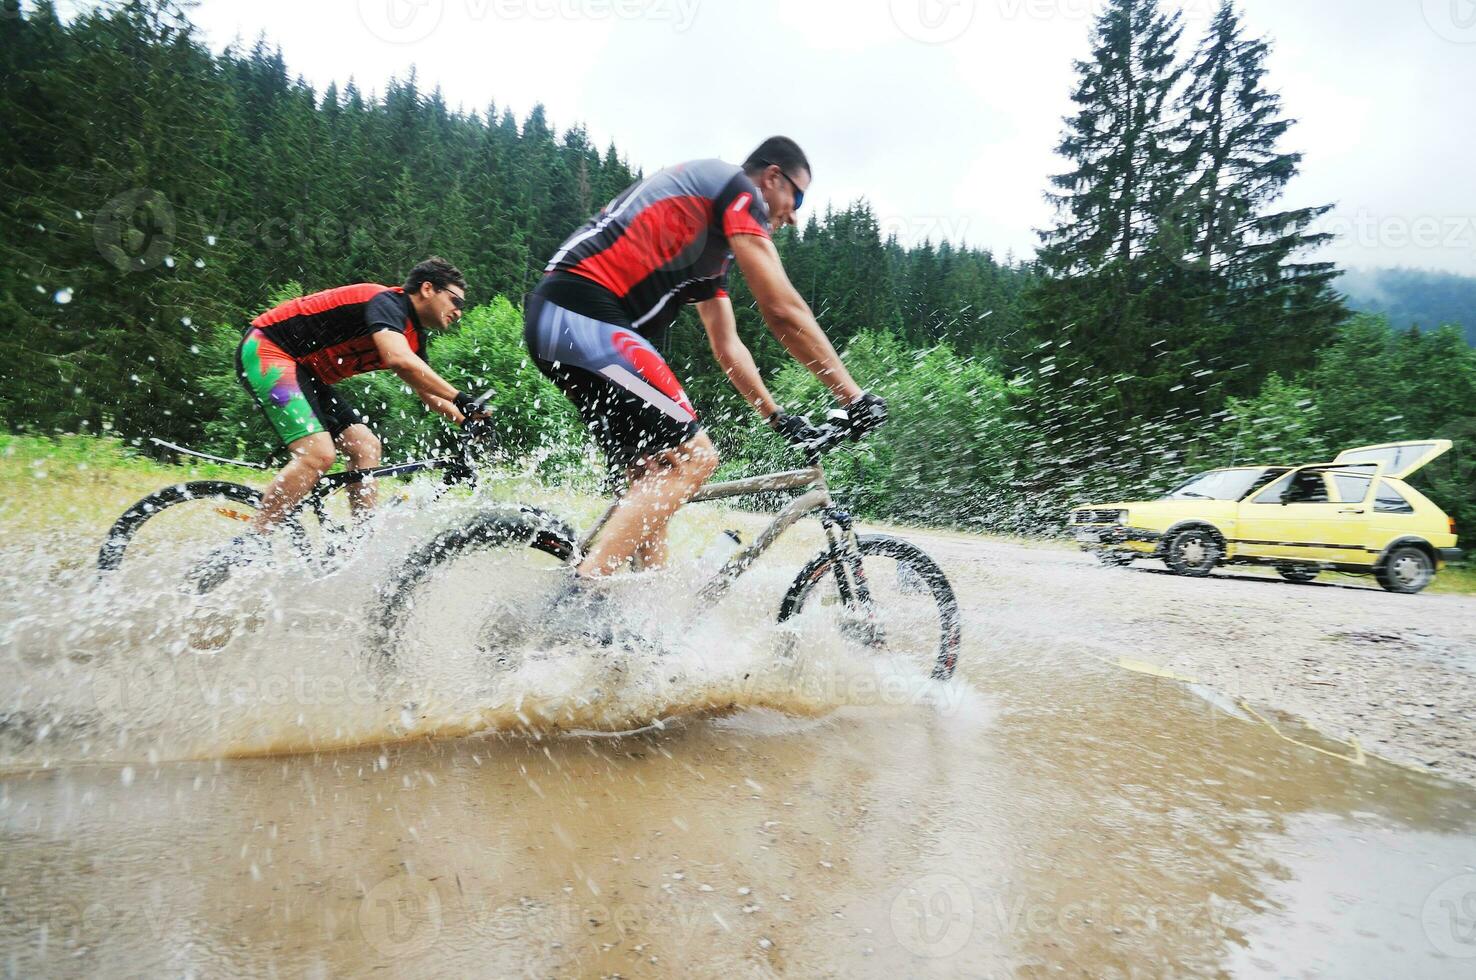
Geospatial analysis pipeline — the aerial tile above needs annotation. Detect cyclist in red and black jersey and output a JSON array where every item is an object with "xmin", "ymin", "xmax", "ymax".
[
  {"xmin": 526, "ymin": 137, "xmax": 887, "ymax": 591},
  {"xmin": 235, "ymin": 257, "xmax": 479, "ymax": 536}
]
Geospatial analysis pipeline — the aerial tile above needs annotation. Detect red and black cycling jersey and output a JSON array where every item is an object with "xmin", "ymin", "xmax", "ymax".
[
  {"xmin": 543, "ymin": 159, "xmax": 772, "ymax": 335},
  {"xmin": 249, "ymin": 284, "xmax": 425, "ymax": 384}
]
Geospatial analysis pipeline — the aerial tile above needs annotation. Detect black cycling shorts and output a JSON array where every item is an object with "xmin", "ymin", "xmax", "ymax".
[{"xmin": 524, "ymin": 278, "xmax": 700, "ymax": 473}]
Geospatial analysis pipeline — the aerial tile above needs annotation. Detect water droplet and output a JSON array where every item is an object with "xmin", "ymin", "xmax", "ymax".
[
  {"xmin": 181, "ymin": 316, "xmax": 193, "ymax": 327},
  {"xmin": 53, "ymin": 288, "xmax": 73, "ymax": 305},
  {"xmin": 190, "ymin": 345, "xmax": 201, "ymax": 354},
  {"xmin": 164, "ymin": 256, "xmax": 176, "ymax": 268}
]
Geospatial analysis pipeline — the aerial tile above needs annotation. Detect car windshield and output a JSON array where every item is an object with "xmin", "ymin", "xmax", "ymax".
[{"xmin": 1164, "ymin": 468, "xmax": 1272, "ymax": 501}]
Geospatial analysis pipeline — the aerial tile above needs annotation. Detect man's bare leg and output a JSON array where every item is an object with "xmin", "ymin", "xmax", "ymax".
[
  {"xmin": 249, "ymin": 432, "xmax": 336, "ymax": 533},
  {"xmin": 578, "ymin": 432, "xmax": 719, "ymax": 577},
  {"xmin": 334, "ymin": 424, "xmax": 382, "ymax": 522}
]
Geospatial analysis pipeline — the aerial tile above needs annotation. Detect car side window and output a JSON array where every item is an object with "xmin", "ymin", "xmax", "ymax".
[
  {"xmin": 1374, "ymin": 481, "xmax": 1415, "ymax": 514},
  {"xmin": 1252, "ymin": 473, "xmax": 1294, "ymax": 504},
  {"xmin": 1331, "ymin": 473, "xmax": 1372, "ymax": 504},
  {"xmin": 1282, "ymin": 470, "xmax": 1330, "ymax": 503}
]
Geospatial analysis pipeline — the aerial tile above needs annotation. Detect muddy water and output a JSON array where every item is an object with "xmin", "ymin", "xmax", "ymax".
[{"xmin": 3, "ymin": 499, "xmax": 1476, "ymax": 976}]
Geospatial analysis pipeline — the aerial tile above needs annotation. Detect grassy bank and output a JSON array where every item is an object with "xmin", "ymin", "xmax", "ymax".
[
  {"xmin": 3, "ymin": 434, "xmax": 1471, "ymax": 595},
  {"xmin": 0, "ymin": 434, "xmax": 268, "ymax": 535}
]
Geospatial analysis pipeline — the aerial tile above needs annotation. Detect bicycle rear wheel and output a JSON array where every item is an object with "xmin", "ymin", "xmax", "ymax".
[
  {"xmin": 97, "ymin": 481, "xmax": 311, "ymax": 589},
  {"xmin": 370, "ymin": 506, "xmax": 576, "ymax": 676},
  {"xmin": 778, "ymin": 533, "xmax": 961, "ymax": 681}
]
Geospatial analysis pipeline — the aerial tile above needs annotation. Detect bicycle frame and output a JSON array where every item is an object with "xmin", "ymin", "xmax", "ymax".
[
  {"xmin": 574, "ymin": 460, "xmax": 871, "ymax": 611},
  {"xmin": 296, "ymin": 447, "xmax": 478, "ymax": 533}
]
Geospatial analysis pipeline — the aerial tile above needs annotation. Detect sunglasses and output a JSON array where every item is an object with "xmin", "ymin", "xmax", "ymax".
[
  {"xmin": 758, "ymin": 159, "xmax": 804, "ymax": 210},
  {"xmin": 441, "ymin": 288, "xmax": 465, "ymax": 310}
]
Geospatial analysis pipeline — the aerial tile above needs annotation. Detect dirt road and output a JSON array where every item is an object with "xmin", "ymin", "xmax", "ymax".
[{"xmin": 907, "ymin": 529, "xmax": 1476, "ymax": 786}]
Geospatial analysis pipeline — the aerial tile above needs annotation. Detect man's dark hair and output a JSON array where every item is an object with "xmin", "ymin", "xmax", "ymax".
[
  {"xmin": 404, "ymin": 256, "xmax": 466, "ymax": 294},
  {"xmin": 742, "ymin": 136, "xmax": 810, "ymax": 180}
]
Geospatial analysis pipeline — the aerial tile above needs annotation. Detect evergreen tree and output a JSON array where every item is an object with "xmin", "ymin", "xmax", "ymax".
[
  {"xmin": 1028, "ymin": 0, "xmax": 1189, "ymax": 417},
  {"xmin": 1167, "ymin": 0, "xmax": 1342, "ymax": 381}
]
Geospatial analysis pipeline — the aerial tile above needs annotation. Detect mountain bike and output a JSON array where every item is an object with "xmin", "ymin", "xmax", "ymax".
[
  {"xmin": 372, "ymin": 420, "xmax": 962, "ymax": 681},
  {"xmin": 96, "ymin": 393, "xmax": 496, "ymax": 586}
]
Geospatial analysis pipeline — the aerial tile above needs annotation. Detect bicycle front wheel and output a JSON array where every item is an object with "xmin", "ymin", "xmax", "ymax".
[{"xmin": 778, "ymin": 533, "xmax": 961, "ymax": 681}]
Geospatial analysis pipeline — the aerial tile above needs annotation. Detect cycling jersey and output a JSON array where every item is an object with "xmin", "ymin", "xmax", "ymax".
[
  {"xmin": 250, "ymin": 284, "xmax": 426, "ymax": 385},
  {"xmin": 543, "ymin": 159, "xmax": 772, "ymax": 336}
]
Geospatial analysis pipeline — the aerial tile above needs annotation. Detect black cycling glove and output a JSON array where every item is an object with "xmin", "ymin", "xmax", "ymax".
[
  {"xmin": 768, "ymin": 411, "xmax": 824, "ymax": 446},
  {"xmin": 845, "ymin": 391, "xmax": 888, "ymax": 436}
]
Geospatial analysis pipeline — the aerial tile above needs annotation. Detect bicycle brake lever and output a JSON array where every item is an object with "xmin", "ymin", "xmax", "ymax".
[{"xmin": 468, "ymin": 388, "xmax": 496, "ymax": 413}]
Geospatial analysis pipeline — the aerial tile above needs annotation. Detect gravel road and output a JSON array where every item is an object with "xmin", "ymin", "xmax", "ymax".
[{"xmin": 902, "ymin": 530, "xmax": 1476, "ymax": 786}]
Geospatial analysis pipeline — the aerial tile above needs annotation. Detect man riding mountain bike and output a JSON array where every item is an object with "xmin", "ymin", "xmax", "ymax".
[
  {"xmin": 195, "ymin": 256, "xmax": 483, "ymax": 590},
  {"xmin": 524, "ymin": 136, "xmax": 887, "ymax": 615}
]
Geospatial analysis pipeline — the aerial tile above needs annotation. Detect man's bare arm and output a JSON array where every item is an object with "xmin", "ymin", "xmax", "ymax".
[
  {"xmin": 728, "ymin": 233, "xmax": 863, "ymax": 404},
  {"xmin": 695, "ymin": 295, "xmax": 780, "ymax": 418},
  {"xmin": 371, "ymin": 330, "xmax": 464, "ymax": 424}
]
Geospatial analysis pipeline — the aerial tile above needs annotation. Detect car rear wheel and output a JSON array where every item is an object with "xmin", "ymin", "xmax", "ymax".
[
  {"xmin": 1164, "ymin": 528, "xmax": 1220, "ymax": 578},
  {"xmin": 1276, "ymin": 564, "xmax": 1320, "ymax": 584},
  {"xmin": 1376, "ymin": 546, "xmax": 1434, "ymax": 594}
]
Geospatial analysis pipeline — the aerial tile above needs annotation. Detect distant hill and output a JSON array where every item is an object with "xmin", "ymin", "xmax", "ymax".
[{"xmin": 1337, "ymin": 267, "xmax": 1476, "ymax": 344}]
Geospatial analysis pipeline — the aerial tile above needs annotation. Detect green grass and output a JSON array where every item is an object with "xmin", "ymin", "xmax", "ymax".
[
  {"xmin": 0, "ymin": 434, "xmax": 268, "ymax": 535},
  {"xmin": 4, "ymin": 433, "xmax": 1471, "ymax": 595}
]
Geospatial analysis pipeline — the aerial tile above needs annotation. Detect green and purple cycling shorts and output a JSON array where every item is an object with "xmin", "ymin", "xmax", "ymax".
[{"xmin": 235, "ymin": 328, "xmax": 365, "ymax": 447}]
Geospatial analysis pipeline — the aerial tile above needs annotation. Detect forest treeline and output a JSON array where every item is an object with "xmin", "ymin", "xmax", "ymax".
[{"xmin": 3, "ymin": 0, "xmax": 1473, "ymax": 533}]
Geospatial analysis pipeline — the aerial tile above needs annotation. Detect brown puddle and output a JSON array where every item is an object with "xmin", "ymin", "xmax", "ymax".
[{"xmin": 3, "ymin": 650, "xmax": 1474, "ymax": 977}]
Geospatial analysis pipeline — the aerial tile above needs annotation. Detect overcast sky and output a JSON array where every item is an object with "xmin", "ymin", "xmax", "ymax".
[{"xmin": 179, "ymin": 0, "xmax": 1476, "ymax": 276}]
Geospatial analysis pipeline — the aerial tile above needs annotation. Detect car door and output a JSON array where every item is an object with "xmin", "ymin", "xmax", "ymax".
[
  {"xmin": 1236, "ymin": 468, "xmax": 1321, "ymax": 561},
  {"xmin": 1235, "ymin": 466, "xmax": 1375, "ymax": 564}
]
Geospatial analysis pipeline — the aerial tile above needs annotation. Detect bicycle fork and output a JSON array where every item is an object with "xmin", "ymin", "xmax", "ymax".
[{"xmin": 821, "ymin": 509, "xmax": 885, "ymax": 648}]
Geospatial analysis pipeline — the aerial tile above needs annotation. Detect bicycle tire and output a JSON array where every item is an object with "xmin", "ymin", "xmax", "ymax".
[
  {"xmin": 97, "ymin": 481, "xmax": 286, "ymax": 572},
  {"xmin": 370, "ymin": 505, "xmax": 576, "ymax": 673},
  {"xmin": 778, "ymin": 533, "xmax": 961, "ymax": 681}
]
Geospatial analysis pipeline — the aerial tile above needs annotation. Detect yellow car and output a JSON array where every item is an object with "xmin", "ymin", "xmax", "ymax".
[{"xmin": 1070, "ymin": 440, "xmax": 1462, "ymax": 594}]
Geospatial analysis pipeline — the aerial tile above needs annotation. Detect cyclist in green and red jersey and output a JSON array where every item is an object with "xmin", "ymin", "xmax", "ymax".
[{"xmin": 198, "ymin": 258, "xmax": 480, "ymax": 589}]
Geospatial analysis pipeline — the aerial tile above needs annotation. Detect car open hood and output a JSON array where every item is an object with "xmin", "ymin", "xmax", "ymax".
[{"xmin": 1331, "ymin": 439, "xmax": 1452, "ymax": 478}]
